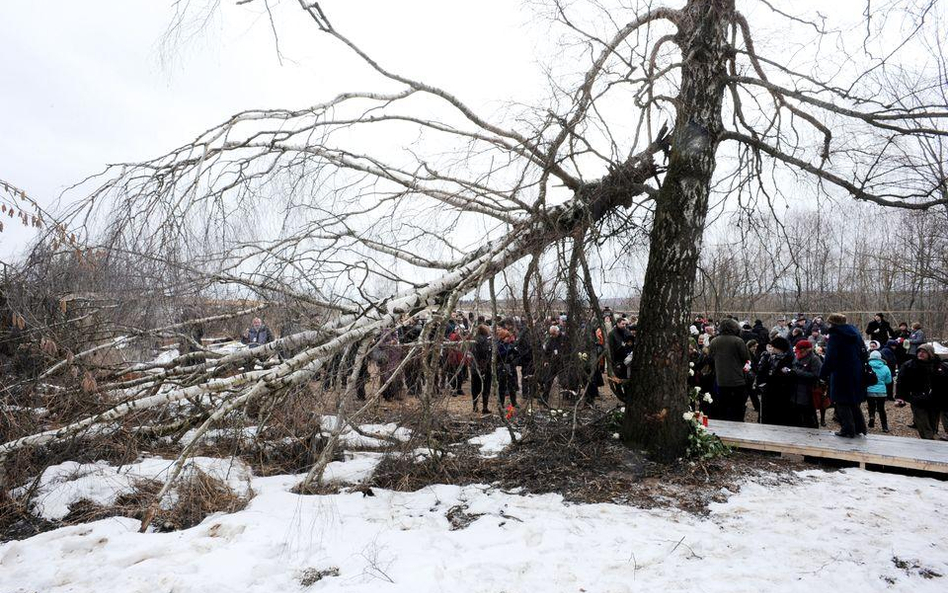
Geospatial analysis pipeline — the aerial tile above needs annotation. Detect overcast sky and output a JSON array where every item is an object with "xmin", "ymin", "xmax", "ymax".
[
  {"xmin": 0, "ymin": 0, "xmax": 549, "ymax": 262},
  {"xmin": 2, "ymin": 0, "xmax": 938, "ymax": 275}
]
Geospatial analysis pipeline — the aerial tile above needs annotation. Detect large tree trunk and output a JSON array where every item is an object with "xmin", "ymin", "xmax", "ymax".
[{"xmin": 623, "ymin": 0, "xmax": 732, "ymax": 460}]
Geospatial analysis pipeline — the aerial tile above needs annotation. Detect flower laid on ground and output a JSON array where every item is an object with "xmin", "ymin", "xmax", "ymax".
[
  {"xmin": 612, "ymin": 432, "xmax": 620, "ymax": 440},
  {"xmin": 688, "ymin": 369, "xmax": 695, "ymax": 376},
  {"xmin": 683, "ymin": 381, "xmax": 727, "ymax": 459},
  {"xmin": 505, "ymin": 405, "xmax": 515, "ymax": 420}
]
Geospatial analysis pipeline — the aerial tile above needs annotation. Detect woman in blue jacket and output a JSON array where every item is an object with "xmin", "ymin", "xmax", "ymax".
[{"xmin": 866, "ymin": 350, "xmax": 893, "ymax": 432}]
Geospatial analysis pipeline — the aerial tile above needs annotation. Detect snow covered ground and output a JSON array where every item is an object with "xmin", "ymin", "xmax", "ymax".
[
  {"xmin": 319, "ymin": 415, "xmax": 412, "ymax": 448},
  {"xmin": 14, "ymin": 457, "xmax": 253, "ymax": 521},
  {"xmin": 3, "ymin": 461, "xmax": 946, "ymax": 592},
  {"xmin": 467, "ymin": 427, "xmax": 520, "ymax": 457}
]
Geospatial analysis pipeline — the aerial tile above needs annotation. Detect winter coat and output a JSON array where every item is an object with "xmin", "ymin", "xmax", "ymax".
[
  {"xmin": 880, "ymin": 341, "xmax": 899, "ymax": 372},
  {"xmin": 759, "ymin": 350, "xmax": 795, "ymax": 425},
  {"xmin": 543, "ymin": 333, "xmax": 568, "ymax": 369},
  {"xmin": 908, "ymin": 329, "xmax": 926, "ymax": 356},
  {"xmin": 242, "ymin": 325, "xmax": 273, "ymax": 348},
  {"xmin": 497, "ymin": 341, "xmax": 518, "ymax": 388},
  {"xmin": 473, "ymin": 334, "xmax": 493, "ymax": 372},
  {"xmin": 607, "ymin": 326, "xmax": 633, "ymax": 370},
  {"xmin": 866, "ymin": 358, "xmax": 892, "ymax": 397},
  {"xmin": 792, "ymin": 351, "xmax": 823, "ymax": 406},
  {"xmin": 752, "ymin": 322, "xmax": 770, "ymax": 345},
  {"xmin": 866, "ymin": 320, "xmax": 894, "ymax": 345},
  {"xmin": 819, "ymin": 323, "xmax": 867, "ymax": 405},
  {"xmin": 788, "ymin": 331, "xmax": 806, "ymax": 348},
  {"xmin": 708, "ymin": 334, "xmax": 751, "ymax": 388},
  {"xmin": 897, "ymin": 356, "xmax": 948, "ymax": 408},
  {"xmin": 445, "ymin": 331, "xmax": 465, "ymax": 367},
  {"xmin": 516, "ymin": 333, "xmax": 535, "ymax": 375}
]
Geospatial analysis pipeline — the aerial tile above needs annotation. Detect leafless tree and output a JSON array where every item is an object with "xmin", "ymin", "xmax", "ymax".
[{"xmin": 3, "ymin": 0, "xmax": 947, "ymax": 480}]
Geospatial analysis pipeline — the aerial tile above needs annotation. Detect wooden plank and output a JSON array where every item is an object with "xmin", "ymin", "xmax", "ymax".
[{"xmin": 709, "ymin": 420, "xmax": 948, "ymax": 474}]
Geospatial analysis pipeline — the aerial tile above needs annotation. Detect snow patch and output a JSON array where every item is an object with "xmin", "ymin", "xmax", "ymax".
[
  {"xmin": 180, "ymin": 425, "xmax": 259, "ymax": 447},
  {"xmin": 321, "ymin": 452, "xmax": 383, "ymax": 485},
  {"xmin": 320, "ymin": 415, "xmax": 412, "ymax": 448},
  {"xmin": 12, "ymin": 457, "xmax": 252, "ymax": 521},
  {"xmin": 467, "ymin": 427, "xmax": 519, "ymax": 458}
]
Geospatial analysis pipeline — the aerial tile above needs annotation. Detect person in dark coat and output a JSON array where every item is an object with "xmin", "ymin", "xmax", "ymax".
[
  {"xmin": 758, "ymin": 336, "xmax": 795, "ymax": 425},
  {"xmin": 539, "ymin": 325, "xmax": 568, "ymax": 405},
  {"xmin": 745, "ymin": 339, "xmax": 761, "ymax": 415},
  {"xmin": 896, "ymin": 344, "xmax": 947, "ymax": 439},
  {"xmin": 788, "ymin": 327, "xmax": 805, "ymax": 348},
  {"xmin": 740, "ymin": 323, "xmax": 756, "ymax": 344},
  {"xmin": 708, "ymin": 318, "xmax": 752, "ymax": 421},
  {"xmin": 470, "ymin": 324, "xmax": 493, "ymax": 413},
  {"xmin": 865, "ymin": 313, "xmax": 894, "ymax": 345},
  {"xmin": 880, "ymin": 339, "xmax": 900, "ymax": 400},
  {"xmin": 496, "ymin": 329, "xmax": 519, "ymax": 408},
  {"xmin": 752, "ymin": 319, "xmax": 770, "ymax": 346},
  {"xmin": 516, "ymin": 327, "xmax": 537, "ymax": 403},
  {"xmin": 240, "ymin": 317, "xmax": 274, "ymax": 371},
  {"xmin": 607, "ymin": 318, "xmax": 634, "ymax": 380},
  {"xmin": 819, "ymin": 313, "xmax": 867, "ymax": 438},
  {"xmin": 399, "ymin": 318, "xmax": 425, "ymax": 395},
  {"xmin": 895, "ymin": 322, "xmax": 911, "ymax": 340},
  {"xmin": 377, "ymin": 332, "xmax": 405, "ymax": 401},
  {"xmin": 790, "ymin": 340, "xmax": 822, "ymax": 428},
  {"xmin": 444, "ymin": 326, "xmax": 467, "ymax": 396},
  {"xmin": 241, "ymin": 317, "xmax": 273, "ymax": 347}
]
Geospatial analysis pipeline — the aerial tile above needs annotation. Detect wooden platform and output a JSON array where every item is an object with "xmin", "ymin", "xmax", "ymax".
[{"xmin": 709, "ymin": 420, "xmax": 948, "ymax": 474}]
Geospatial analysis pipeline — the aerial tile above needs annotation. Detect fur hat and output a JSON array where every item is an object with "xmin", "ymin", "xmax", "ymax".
[
  {"xmin": 826, "ymin": 313, "xmax": 847, "ymax": 325},
  {"xmin": 770, "ymin": 336, "xmax": 791, "ymax": 352}
]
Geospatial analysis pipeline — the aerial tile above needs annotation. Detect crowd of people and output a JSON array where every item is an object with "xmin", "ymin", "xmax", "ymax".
[
  {"xmin": 691, "ymin": 312, "xmax": 947, "ymax": 440},
  {"xmin": 237, "ymin": 309, "xmax": 947, "ymax": 441}
]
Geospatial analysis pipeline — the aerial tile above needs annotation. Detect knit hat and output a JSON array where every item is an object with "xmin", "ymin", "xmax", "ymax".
[
  {"xmin": 826, "ymin": 313, "xmax": 847, "ymax": 325},
  {"xmin": 917, "ymin": 344, "xmax": 936, "ymax": 358},
  {"xmin": 794, "ymin": 340, "xmax": 813, "ymax": 351},
  {"xmin": 770, "ymin": 336, "xmax": 791, "ymax": 352},
  {"xmin": 869, "ymin": 350, "xmax": 882, "ymax": 360}
]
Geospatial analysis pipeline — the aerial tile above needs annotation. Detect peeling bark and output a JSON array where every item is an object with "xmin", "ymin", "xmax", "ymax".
[{"xmin": 624, "ymin": 0, "xmax": 733, "ymax": 460}]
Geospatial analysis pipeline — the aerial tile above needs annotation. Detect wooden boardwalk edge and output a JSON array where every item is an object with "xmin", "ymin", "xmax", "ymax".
[{"xmin": 709, "ymin": 420, "xmax": 948, "ymax": 474}]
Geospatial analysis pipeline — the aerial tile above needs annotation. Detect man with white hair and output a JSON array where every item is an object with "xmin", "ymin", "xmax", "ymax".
[
  {"xmin": 241, "ymin": 317, "xmax": 273, "ymax": 348},
  {"xmin": 539, "ymin": 324, "xmax": 568, "ymax": 405}
]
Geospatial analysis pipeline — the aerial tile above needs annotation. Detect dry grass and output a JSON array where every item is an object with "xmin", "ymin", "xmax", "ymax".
[
  {"xmin": 55, "ymin": 470, "xmax": 250, "ymax": 533},
  {"xmin": 372, "ymin": 414, "xmax": 809, "ymax": 515}
]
